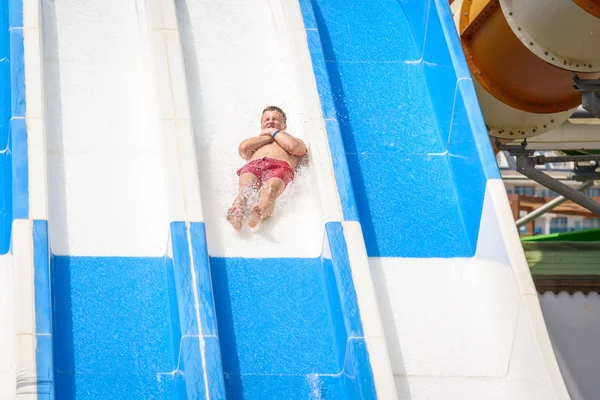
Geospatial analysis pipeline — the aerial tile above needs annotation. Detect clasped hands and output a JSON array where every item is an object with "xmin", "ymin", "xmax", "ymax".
[{"xmin": 260, "ymin": 128, "xmax": 279, "ymax": 139}]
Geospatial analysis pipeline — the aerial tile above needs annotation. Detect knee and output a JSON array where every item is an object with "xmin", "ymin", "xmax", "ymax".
[{"xmin": 263, "ymin": 182, "xmax": 283, "ymax": 197}]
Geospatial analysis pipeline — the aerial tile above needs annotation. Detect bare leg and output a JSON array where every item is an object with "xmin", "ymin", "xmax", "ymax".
[
  {"xmin": 227, "ymin": 173, "xmax": 260, "ymax": 231},
  {"xmin": 248, "ymin": 177, "xmax": 286, "ymax": 228}
]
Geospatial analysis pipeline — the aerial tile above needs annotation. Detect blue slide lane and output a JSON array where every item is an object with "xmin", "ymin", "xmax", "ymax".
[
  {"xmin": 49, "ymin": 222, "xmax": 376, "ymax": 398},
  {"xmin": 33, "ymin": 220, "xmax": 54, "ymax": 398},
  {"xmin": 8, "ymin": 0, "xmax": 27, "ymax": 223},
  {"xmin": 209, "ymin": 222, "xmax": 376, "ymax": 399},
  {"xmin": 0, "ymin": 1, "xmax": 11, "ymax": 254},
  {"xmin": 51, "ymin": 222, "xmax": 224, "ymax": 399},
  {"xmin": 1, "ymin": 0, "xmax": 25, "ymax": 254},
  {"xmin": 300, "ymin": 0, "xmax": 500, "ymax": 258}
]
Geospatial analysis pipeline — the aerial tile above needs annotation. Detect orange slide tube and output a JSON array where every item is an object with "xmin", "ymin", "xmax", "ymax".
[
  {"xmin": 458, "ymin": 0, "xmax": 599, "ymax": 115},
  {"xmin": 574, "ymin": 0, "xmax": 600, "ymax": 18}
]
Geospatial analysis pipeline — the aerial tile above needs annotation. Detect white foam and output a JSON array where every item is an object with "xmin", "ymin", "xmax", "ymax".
[
  {"xmin": 177, "ymin": 0, "xmax": 340, "ymax": 258},
  {"xmin": 307, "ymin": 373, "xmax": 323, "ymax": 399}
]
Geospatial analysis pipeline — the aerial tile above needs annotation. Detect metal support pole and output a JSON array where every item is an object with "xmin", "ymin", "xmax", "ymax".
[
  {"xmin": 516, "ymin": 180, "xmax": 594, "ymax": 228},
  {"xmin": 516, "ymin": 155, "xmax": 600, "ymax": 216},
  {"xmin": 573, "ymin": 74, "xmax": 600, "ymax": 118},
  {"xmin": 533, "ymin": 154, "xmax": 600, "ymax": 164}
]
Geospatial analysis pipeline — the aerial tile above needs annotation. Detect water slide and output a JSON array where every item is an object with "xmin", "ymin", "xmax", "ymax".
[
  {"xmin": 450, "ymin": 0, "xmax": 600, "ymax": 141},
  {"xmin": 0, "ymin": 0, "xmax": 574, "ymax": 399}
]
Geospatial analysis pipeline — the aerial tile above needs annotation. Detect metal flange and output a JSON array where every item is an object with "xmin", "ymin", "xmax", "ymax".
[{"xmin": 501, "ymin": 0, "xmax": 600, "ymax": 73}]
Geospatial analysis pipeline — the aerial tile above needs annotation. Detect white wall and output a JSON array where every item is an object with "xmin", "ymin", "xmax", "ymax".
[{"xmin": 540, "ymin": 292, "xmax": 600, "ymax": 400}]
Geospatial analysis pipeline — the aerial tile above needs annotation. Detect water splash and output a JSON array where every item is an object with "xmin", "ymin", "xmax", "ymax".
[{"xmin": 306, "ymin": 373, "xmax": 323, "ymax": 399}]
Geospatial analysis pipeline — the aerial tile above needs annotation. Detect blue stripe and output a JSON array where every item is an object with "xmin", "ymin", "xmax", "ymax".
[
  {"xmin": 429, "ymin": 0, "xmax": 500, "ymax": 249},
  {"xmin": 52, "ymin": 256, "xmax": 182, "ymax": 398},
  {"xmin": 169, "ymin": 222, "xmax": 208, "ymax": 398},
  {"xmin": 164, "ymin": 254, "xmax": 187, "ymax": 398},
  {"xmin": 9, "ymin": 27, "xmax": 24, "ymax": 118},
  {"xmin": 8, "ymin": 0, "xmax": 27, "ymax": 221},
  {"xmin": 325, "ymin": 222, "xmax": 363, "ymax": 337},
  {"xmin": 33, "ymin": 221, "xmax": 52, "ymax": 334},
  {"xmin": 298, "ymin": 0, "xmax": 358, "ymax": 221},
  {"xmin": 301, "ymin": 0, "xmax": 495, "ymax": 257},
  {"xmin": 170, "ymin": 222, "xmax": 201, "ymax": 336},
  {"xmin": 188, "ymin": 222, "xmax": 226, "ymax": 398},
  {"xmin": 171, "ymin": 221, "xmax": 225, "ymax": 399},
  {"xmin": 343, "ymin": 338, "xmax": 377, "ymax": 399},
  {"xmin": 204, "ymin": 336, "xmax": 226, "ymax": 400},
  {"xmin": 326, "ymin": 223, "xmax": 376, "ymax": 399},
  {"xmin": 178, "ymin": 336, "xmax": 206, "ymax": 399},
  {"xmin": 189, "ymin": 222, "xmax": 218, "ymax": 337},
  {"xmin": 33, "ymin": 220, "xmax": 54, "ymax": 399},
  {"xmin": 0, "ymin": 0, "xmax": 12, "ymax": 254},
  {"xmin": 209, "ymin": 224, "xmax": 376, "ymax": 398},
  {"xmin": 49, "ymin": 226, "xmax": 227, "ymax": 400},
  {"xmin": 11, "ymin": 116, "xmax": 27, "ymax": 219},
  {"xmin": 431, "ymin": 0, "xmax": 499, "ymax": 181},
  {"xmin": 8, "ymin": 0, "xmax": 23, "ymax": 29}
]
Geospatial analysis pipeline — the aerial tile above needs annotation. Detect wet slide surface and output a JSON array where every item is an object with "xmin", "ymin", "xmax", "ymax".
[
  {"xmin": 43, "ymin": 0, "xmax": 176, "ymax": 397},
  {"xmin": 37, "ymin": 0, "xmax": 374, "ymax": 397},
  {"xmin": 177, "ymin": 0, "xmax": 371, "ymax": 398},
  {"xmin": 304, "ymin": 0, "xmax": 487, "ymax": 258}
]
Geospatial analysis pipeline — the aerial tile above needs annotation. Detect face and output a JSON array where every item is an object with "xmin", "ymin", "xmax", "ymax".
[{"xmin": 261, "ymin": 111, "xmax": 286, "ymax": 130}]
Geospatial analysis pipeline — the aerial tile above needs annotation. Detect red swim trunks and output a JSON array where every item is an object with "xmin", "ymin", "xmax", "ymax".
[{"xmin": 236, "ymin": 157, "xmax": 295, "ymax": 186}]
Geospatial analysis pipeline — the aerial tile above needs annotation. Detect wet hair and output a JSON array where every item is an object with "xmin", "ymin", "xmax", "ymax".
[{"xmin": 262, "ymin": 105, "xmax": 287, "ymax": 124}]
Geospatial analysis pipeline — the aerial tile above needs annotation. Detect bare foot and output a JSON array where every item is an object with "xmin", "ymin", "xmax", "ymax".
[
  {"xmin": 248, "ymin": 205, "xmax": 263, "ymax": 228},
  {"xmin": 226, "ymin": 207, "xmax": 244, "ymax": 231}
]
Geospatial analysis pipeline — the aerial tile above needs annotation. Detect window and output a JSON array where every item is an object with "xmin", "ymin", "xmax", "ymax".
[
  {"xmin": 587, "ymin": 188, "xmax": 600, "ymax": 197},
  {"xmin": 547, "ymin": 162, "xmax": 573, "ymax": 170},
  {"xmin": 550, "ymin": 217, "xmax": 568, "ymax": 233},
  {"xmin": 515, "ymin": 186, "xmax": 535, "ymax": 196},
  {"xmin": 583, "ymin": 218, "xmax": 600, "ymax": 229},
  {"xmin": 539, "ymin": 189, "xmax": 547, "ymax": 197}
]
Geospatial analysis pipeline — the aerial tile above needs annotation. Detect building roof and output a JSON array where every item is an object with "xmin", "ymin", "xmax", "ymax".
[{"xmin": 523, "ymin": 229, "xmax": 600, "ymax": 293}]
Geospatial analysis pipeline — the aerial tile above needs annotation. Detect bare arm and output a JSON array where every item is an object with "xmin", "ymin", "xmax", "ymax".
[
  {"xmin": 238, "ymin": 135, "xmax": 274, "ymax": 160},
  {"xmin": 271, "ymin": 130, "xmax": 307, "ymax": 158}
]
